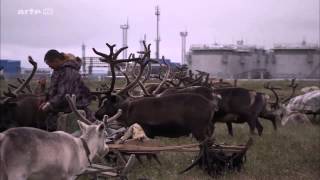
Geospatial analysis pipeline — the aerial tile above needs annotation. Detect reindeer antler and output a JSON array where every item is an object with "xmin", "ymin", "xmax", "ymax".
[
  {"xmin": 195, "ymin": 70, "xmax": 211, "ymax": 87},
  {"xmin": 17, "ymin": 78, "xmax": 33, "ymax": 93},
  {"xmin": 264, "ymin": 82, "xmax": 281, "ymax": 109},
  {"xmin": 116, "ymin": 41, "xmax": 153, "ymax": 96},
  {"xmin": 1, "ymin": 56, "xmax": 37, "ymax": 104},
  {"xmin": 152, "ymin": 56, "xmax": 172, "ymax": 95},
  {"xmin": 102, "ymin": 109, "xmax": 123, "ymax": 124},
  {"xmin": 282, "ymin": 78, "xmax": 298, "ymax": 103},
  {"xmin": 65, "ymin": 94, "xmax": 92, "ymax": 124},
  {"xmin": 93, "ymin": 41, "xmax": 151, "ymax": 97},
  {"xmin": 93, "ymin": 45, "xmax": 128, "ymax": 96},
  {"xmin": 66, "ymin": 94, "xmax": 123, "ymax": 125}
]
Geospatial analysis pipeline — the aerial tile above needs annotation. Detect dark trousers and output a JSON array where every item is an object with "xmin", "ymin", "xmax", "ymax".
[
  {"xmin": 82, "ymin": 106, "xmax": 96, "ymax": 122},
  {"xmin": 45, "ymin": 106, "xmax": 96, "ymax": 131},
  {"xmin": 45, "ymin": 112, "xmax": 58, "ymax": 132}
]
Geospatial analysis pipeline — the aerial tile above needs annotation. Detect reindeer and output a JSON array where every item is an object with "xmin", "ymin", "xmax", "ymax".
[
  {"xmin": 159, "ymin": 85, "xmax": 269, "ymax": 136},
  {"xmin": 0, "ymin": 94, "xmax": 121, "ymax": 180},
  {"xmin": 300, "ymin": 86, "xmax": 319, "ymax": 93},
  {"xmin": 261, "ymin": 79, "xmax": 315, "ymax": 126},
  {"xmin": 0, "ymin": 57, "xmax": 50, "ymax": 132},
  {"xmin": 128, "ymin": 58, "xmax": 271, "ymax": 136},
  {"xmin": 34, "ymin": 77, "xmax": 47, "ymax": 95},
  {"xmin": 93, "ymin": 42, "xmax": 219, "ymax": 140},
  {"xmin": 147, "ymin": 64, "xmax": 269, "ymax": 136},
  {"xmin": 211, "ymin": 82, "xmax": 301, "ymax": 136}
]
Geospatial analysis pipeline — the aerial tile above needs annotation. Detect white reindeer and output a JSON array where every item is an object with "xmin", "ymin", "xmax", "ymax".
[
  {"xmin": 0, "ymin": 94, "xmax": 122, "ymax": 180},
  {"xmin": 281, "ymin": 90, "xmax": 320, "ymax": 125}
]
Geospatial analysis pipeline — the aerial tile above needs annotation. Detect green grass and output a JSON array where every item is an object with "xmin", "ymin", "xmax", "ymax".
[
  {"xmin": 1, "ymin": 78, "xmax": 320, "ymax": 179},
  {"xmin": 125, "ymin": 122, "xmax": 320, "ymax": 180}
]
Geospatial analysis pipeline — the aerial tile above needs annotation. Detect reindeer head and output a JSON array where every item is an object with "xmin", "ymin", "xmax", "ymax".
[
  {"xmin": 264, "ymin": 80, "xmax": 298, "ymax": 122},
  {"xmin": 77, "ymin": 120, "xmax": 109, "ymax": 157},
  {"xmin": 65, "ymin": 94, "xmax": 122, "ymax": 157},
  {"xmin": 95, "ymin": 95, "xmax": 124, "ymax": 121},
  {"xmin": 92, "ymin": 42, "xmax": 151, "ymax": 124}
]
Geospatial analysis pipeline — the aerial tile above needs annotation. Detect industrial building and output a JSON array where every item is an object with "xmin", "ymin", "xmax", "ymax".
[
  {"xmin": 0, "ymin": 59, "xmax": 21, "ymax": 75},
  {"xmin": 268, "ymin": 43, "xmax": 320, "ymax": 79},
  {"xmin": 187, "ymin": 41, "xmax": 320, "ymax": 79}
]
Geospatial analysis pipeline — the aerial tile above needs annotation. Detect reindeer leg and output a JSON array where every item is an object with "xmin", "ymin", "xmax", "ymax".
[
  {"xmin": 202, "ymin": 139, "xmax": 210, "ymax": 171},
  {"xmin": 151, "ymin": 154, "xmax": 161, "ymax": 165},
  {"xmin": 146, "ymin": 154, "xmax": 152, "ymax": 161},
  {"xmin": 135, "ymin": 154, "xmax": 144, "ymax": 164},
  {"xmin": 256, "ymin": 119, "xmax": 263, "ymax": 136},
  {"xmin": 247, "ymin": 119, "xmax": 256, "ymax": 136},
  {"xmin": 271, "ymin": 118, "xmax": 277, "ymax": 130},
  {"xmin": 226, "ymin": 122, "xmax": 234, "ymax": 136}
]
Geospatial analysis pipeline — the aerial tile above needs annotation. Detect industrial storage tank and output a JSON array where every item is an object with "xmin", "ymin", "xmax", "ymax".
[
  {"xmin": 187, "ymin": 41, "xmax": 268, "ymax": 79},
  {"xmin": 268, "ymin": 43, "xmax": 320, "ymax": 79},
  {"xmin": 187, "ymin": 41, "xmax": 320, "ymax": 79}
]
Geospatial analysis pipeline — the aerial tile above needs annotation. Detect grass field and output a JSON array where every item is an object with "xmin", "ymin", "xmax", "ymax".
[
  {"xmin": 126, "ymin": 123, "xmax": 320, "ymax": 180},
  {"xmin": 1, "ymin": 78, "xmax": 320, "ymax": 179}
]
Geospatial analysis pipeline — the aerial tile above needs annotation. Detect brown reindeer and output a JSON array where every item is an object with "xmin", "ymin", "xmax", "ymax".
[
  {"xmin": 0, "ymin": 57, "xmax": 49, "ymax": 132},
  {"xmin": 93, "ymin": 42, "xmax": 220, "ymax": 172},
  {"xmin": 34, "ymin": 77, "xmax": 47, "ymax": 95}
]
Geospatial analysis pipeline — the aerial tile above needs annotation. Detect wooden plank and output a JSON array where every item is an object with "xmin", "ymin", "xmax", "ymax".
[
  {"xmin": 106, "ymin": 138, "xmax": 253, "ymax": 161},
  {"xmin": 108, "ymin": 143, "xmax": 248, "ymax": 153},
  {"xmin": 84, "ymin": 168, "xmax": 115, "ymax": 173},
  {"xmin": 120, "ymin": 148, "xmax": 245, "ymax": 154},
  {"xmin": 108, "ymin": 143, "xmax": 199, "ymax": 152},
  {"xmin": 90, "ymin": 164, "xmax": 115, "ymax": 171},
  {"xmin": 98, "ymin": 171, "xmax": 118, "ymax": 177},
  {"xmin": 81, "ymin": 169, "xmax": 117, "ymax": 176},
  {"xmin": 213, "ymin": 144, "xmax": 249, "ymax": 150}
]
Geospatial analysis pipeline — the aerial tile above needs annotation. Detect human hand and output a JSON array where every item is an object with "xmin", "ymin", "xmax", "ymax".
[
  {"xmin": 39, "ymin": 102, "xmax": 51, "ymax": 112},
  {"xmin": 117, "ymin": 139, "xmax": 125, "ymax": 144}
]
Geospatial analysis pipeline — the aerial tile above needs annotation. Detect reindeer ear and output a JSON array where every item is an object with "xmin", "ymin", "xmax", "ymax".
[
  {"xmin": 98, "ymin": 123, "xmax": 105, "ymax": 132},
  {"xmin": 77, "ymin": 120, "xmax": 88, "ymax": 133}
]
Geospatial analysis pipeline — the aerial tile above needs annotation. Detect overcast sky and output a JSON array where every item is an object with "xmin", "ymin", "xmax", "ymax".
[{"xmin": 1, "ymin": 0, "xmax": 319, "ymax": 68}]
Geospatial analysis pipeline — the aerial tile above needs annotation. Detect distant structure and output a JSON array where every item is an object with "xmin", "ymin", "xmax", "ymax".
[
  {"xmin": 187, "ymin": 40, "xmax": 320, "ymax": 79},
  {"xmin": 82, "ymin": 56, "xmax": 109, "ymax": 75},
  {"xmin": 140, "ymin": 34, "xmax": 147, "ymax": 51},
  {"xmin": 149, "ymin": 58, "xmax": 181, "ymax": 77},
  {"xmin": 120, "ymin": 20, "xmax": 129, "ymax": 59},
  {"xmin": 80, "ymin": 43, "xmax": 111, "ymax": 75},
  {"xmin": 269, "ymin": 43, "xmax": 320, "ymax": 79},
  {"xmin": 22, "ymin": 68, "xmax": 51, "ymax": 78},
  {"xmin": 155, "ymin": 6, "xmax": 160, "ymax": 60},
  {"xmin": 0, "ymin": 66, "xmax": 4, "ymax": 80},
  {"xmin": 81, "ymin": 43, "xmax": 86, "ymax": 74},
  {"xmin": 0, "ymin": 59, "xmax": 21, "ymax": 75},
  {"xmin": 180, "ymin": 31, "xmax": 188, "ymax": 64}
]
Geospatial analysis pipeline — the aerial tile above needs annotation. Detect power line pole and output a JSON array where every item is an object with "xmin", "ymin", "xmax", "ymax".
[
  {"xmin": 120, "ymin": 20, "xmax": 129, "ymax": 59},
  {"xmin": 180, "ymin": 31, "xmax": 188, "ymax": 64},
  {"xmin": 81, "ymin": 43, "xmax": 86, "ymax": 74},
  {"xmin": 155, "ymin": 6, "xmax": 160, "ymax": 60}
]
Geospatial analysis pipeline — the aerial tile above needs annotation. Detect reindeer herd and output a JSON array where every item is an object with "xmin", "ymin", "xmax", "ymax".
[{"xmin": 0, "ymin": 42, "xmax": 319, "ymax": 179}]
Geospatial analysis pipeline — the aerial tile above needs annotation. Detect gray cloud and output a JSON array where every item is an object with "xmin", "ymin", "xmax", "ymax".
[{"xmin": 1, "ymin": 0, "xmax": 319, "ymax": 68}]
